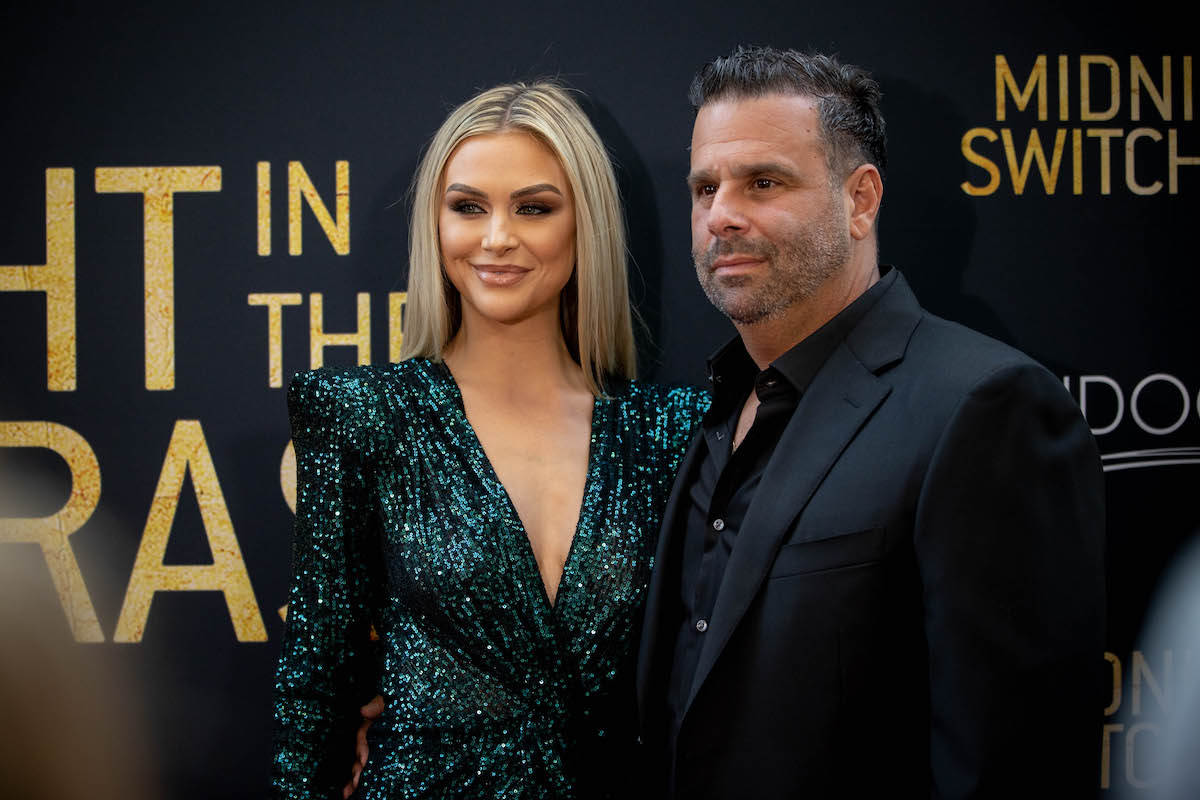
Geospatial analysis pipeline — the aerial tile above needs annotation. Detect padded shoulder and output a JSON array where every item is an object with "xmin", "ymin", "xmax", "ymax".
[
  {"xmin": 287, "ymin": 364, "xmax": 397, "ymax": 458},
  {"xmin": 622, "ymin": 380, "xmax": 710, "ymax": 457},
  {"xmin": 904, "ymin": 311, "xmax": 1062, "ymax": 397}
]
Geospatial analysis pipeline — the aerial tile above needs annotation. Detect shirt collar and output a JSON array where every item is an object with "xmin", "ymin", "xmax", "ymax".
[{"xmin": 706, "ymin": 265, "xmax": 897, "ymax": 408}]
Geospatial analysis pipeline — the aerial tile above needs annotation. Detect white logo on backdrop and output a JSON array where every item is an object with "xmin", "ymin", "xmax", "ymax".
[{"xmin": 1065, "ymin": 374, "xmax": 1200, "ymax": 472}]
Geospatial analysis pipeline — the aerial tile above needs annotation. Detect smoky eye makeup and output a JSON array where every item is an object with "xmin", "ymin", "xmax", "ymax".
[
  {"xmin": 443, "ymin": 184, "xmax": 565, "ymax": 216},
  {"xmin": 449, "ymin": 197, "xmax": 485, "ymax": 214}
]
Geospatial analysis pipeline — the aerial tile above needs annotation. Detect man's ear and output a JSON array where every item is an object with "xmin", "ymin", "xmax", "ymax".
[{"xmin": 845, "ymin": 164, "xmax": 883, "ymax": 241}]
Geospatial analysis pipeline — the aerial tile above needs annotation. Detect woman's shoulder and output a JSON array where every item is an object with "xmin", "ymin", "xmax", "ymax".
[
  {"xmin": 607, "ymin": 378, "xmax": 711, "ymax": 441},
  {"xmin": 286, "ymin": 358, "xmax": 442, "ymax": 442},
  {"xmin": 613, "ymin": 378, "xmax": 712, "ymax": 416},
  {"xmin": 289, "ymin": 357, "xmax": 443, "ymax": 401},
  {"xmin": 605, "ymin": 379, "xmax": 709, "ymax": 462}
]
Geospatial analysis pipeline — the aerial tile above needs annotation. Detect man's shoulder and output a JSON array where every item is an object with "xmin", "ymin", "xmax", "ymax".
[
  {"xmin": 851, "ymin": 270, "xmax": 1056, "ymax": 394},
  {"xmin": 912, "ymin": 310, "xmax": 1039, "ymax": 369},
  {"xmin": 898, "ymin": 310, "xmax": 1072, "ymax": 414}
]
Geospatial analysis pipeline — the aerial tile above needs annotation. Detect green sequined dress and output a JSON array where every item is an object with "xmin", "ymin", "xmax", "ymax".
[{"xmin": 271, "ymin": 358, "xmax": 708, "ymax": 799}]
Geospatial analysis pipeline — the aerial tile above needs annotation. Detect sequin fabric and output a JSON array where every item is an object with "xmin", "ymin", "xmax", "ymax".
[{"xmin": 271, "ymin": 358, "xmax": 708, "ymax": 799}]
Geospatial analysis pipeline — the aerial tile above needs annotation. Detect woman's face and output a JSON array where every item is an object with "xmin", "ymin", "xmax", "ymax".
[{"xmin": 439, "ymin": 131, "xmax": 577, "ymax": 331}]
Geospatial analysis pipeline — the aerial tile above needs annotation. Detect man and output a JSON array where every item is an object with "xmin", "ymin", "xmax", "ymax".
[{"xmin": 634, "ymin": 47, "xmax": 1105, "ymax": 797}]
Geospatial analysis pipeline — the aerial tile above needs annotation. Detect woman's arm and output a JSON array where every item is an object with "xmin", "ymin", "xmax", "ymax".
[{"xmin": 271, "ymin": 369, "xmax": 380, "ymax": 800}]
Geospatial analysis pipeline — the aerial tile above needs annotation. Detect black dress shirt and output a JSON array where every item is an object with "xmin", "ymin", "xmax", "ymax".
[{"xmin": 664, "ymin": 268, "xmax": 895, "ymax": 760}]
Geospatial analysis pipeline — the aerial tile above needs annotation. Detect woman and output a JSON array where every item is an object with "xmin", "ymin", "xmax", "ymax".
[{"xmin": 271, "ymin": 82, "xmax": 707, "ymax": 799}]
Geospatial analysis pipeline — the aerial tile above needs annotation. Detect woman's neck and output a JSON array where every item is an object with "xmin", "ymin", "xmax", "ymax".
[{"xmin": 441, "ymin": 308, "xmax": 589, "ymax": 399}]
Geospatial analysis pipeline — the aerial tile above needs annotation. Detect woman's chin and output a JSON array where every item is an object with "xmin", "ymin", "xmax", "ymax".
[{"xmin": 462, "ymin": 297, "xmax": 554, "ymax": 328}]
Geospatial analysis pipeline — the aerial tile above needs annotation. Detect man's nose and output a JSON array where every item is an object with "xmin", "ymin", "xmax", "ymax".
[
  {"xmin": 706, "ymin": 187, "xmax": 749, "ymax": 237},
  {"xmin": 482, "ymin": 214, "xmax": 518, "ymax": 255}
]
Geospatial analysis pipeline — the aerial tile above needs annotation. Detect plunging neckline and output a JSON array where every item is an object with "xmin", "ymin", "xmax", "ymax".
[{"xmin": 433, "ymin": 359, "xmax": 602, "ymax": 614}]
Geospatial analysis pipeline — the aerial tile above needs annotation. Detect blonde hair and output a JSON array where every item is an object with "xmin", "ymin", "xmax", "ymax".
[{"xmin": 399, "ymin": 81, "xmax": 637, "ymax": 394}]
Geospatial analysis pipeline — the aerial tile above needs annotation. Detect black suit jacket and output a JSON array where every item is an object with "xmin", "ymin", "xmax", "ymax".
[{"xmin": 636, "ymin": 271, "xmax": 1105, "ymax": 798}]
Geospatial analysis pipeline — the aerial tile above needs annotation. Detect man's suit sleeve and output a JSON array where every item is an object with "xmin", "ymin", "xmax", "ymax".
[{"xmin": 914, "ymin": 361, "xmax": 1105, "ymax": 798}]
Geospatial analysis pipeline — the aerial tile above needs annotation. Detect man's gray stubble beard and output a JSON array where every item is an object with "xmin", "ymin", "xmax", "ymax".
[{"xmin": 692, "ymin": 209, "xmax": 850, "ymax": 326}]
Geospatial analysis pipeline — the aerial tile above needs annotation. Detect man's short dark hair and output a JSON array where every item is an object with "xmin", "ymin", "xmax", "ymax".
[{"xmin": 689, "ymin": 46, "xmax": 887, "ymax": 181}]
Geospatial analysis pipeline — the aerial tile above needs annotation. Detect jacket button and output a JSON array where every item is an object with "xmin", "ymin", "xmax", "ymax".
[{"xmin": 695, "ymin": 619, "xmax": 708, "ymax": 633}]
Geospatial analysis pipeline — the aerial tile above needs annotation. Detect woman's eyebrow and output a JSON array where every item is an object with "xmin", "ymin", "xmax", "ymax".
[
  {"xmin": 511, "ymin": 183, "xmax": 563, "ymax": 199},
  {"xmin": 445, "ymin": 182, "xmax": 485, "ymax": 197}
]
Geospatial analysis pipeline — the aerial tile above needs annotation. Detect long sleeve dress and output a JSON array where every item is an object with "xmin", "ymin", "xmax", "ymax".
[{"xmin": 271, "ymin": 358, "xmax": 708, "ymax": 799}]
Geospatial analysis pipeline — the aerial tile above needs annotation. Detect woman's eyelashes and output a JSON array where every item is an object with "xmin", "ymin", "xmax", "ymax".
[
  {"xmin": 448, "ymin": 198, "xmax": 555, "ymax": 216},
  {"xmin": 450, "ymin": 198, "xmax": 485, "ymax": 214}
]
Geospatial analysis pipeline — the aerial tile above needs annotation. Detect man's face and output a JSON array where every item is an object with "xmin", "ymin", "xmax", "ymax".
[{"xmin": 689, "ymin": 94, "xmax": 850, "ymax": 325}]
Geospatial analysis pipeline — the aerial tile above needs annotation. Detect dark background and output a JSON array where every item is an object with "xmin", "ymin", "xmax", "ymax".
[{"xmin": 1, "ymin": 1, "xmax": 1195, "ymax": 796}]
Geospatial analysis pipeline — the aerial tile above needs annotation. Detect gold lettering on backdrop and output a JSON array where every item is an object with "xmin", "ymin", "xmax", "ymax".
[
  {"xmin": 1131, "ymin": 649, "xmax": 1171, "ymax": 715},
  {"xmin": 279, "ymin": 440, "xmax": 296, "ymax": 623},
  {"xmin": 248, "ymin": 293, "xmax": 303, "ymax": 387},
  {"xmin": 257, "ymin": 161, "xmax": 271, "ymax": 256},
  {"xmin": 389, "ymin": 291, "xmax": 408, "ymax": 362},
  {"xmin": 94, "ymin": 166, "xmax": 222, "ymax": 391},
  {"xmin": 1168, "ymin": 128, "xmax": 1200, "ymax": 193},
  {"xmin": 114, "ymin": 420, "xmax": 266, "ymax": 642},
  {"xmin": 1000, "ymin": 128, "xmax": 1067, "ymax": 194},
  {"xmin": 1100, "ymin": 723, "xmax": 1123, "ymax": 789},
  {"xmin": 0, "ymin": 422, "xmax": 102, "ymax": 641},
  {"xmin": 1125, "ymin": 722, "xmax": 1159, "ymax": 789},
  {"xmin": 1125, "ymin": 128, "xmax": 1165, "ymax": 194},
  {"xmin": 309, "ymin": 292, "xmax": 371, "ymax": 368},
  {"xmin": 1087, "ymin": 128, "xmax": 1124, "ymax": 194},
  {"xmin": 1105, "ymin": 651, "xmax": 1122, "ymax": 716},
  {"xmin": 1099, "ymin": 650, "xmax": 1195, "ymax": 789},
  {"xmin": 969, "ymin": 55, "xmax": 1195, "ymax": 196},
  {"xmin": 1131, "ymin": 56, "xmax": 1172, "ymax": 121},
  {"xmin": 288, "ymin": 161, "xmax": 350, "ymax": 255},
  {"xmin": 280, "ymin": 440, "xmax": 296, "ymax": 514},
  {"xmin": 994, "ymin": 55, "xmax": 1047, "ymax": 121},
  {"xmin": 1186, "ymin": 56, "xmax": 1194, "ymax": 121},
  {"xmin": 0, "ymin": 169, "xmax": 76, "ymax": 391},
  {"xmin": 1058, "ymin": 54, "xmax": 1070, "ymax": 121},
  {"xmin": 1081, "ymin": 55, "xmax": 1121, "ymax": 121},
  {"xmin": 960, "ymin": 128, "xmax": 1001, "ymax": 196},
  {"xmin": 1071, "ymin": 128, "xmax": 1083, "ymax": 194}
]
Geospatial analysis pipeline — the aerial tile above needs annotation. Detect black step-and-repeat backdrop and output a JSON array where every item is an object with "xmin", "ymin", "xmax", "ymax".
[{"xmin": 1, "ymin": 2, "xmax": 1195, "ymax": 797}]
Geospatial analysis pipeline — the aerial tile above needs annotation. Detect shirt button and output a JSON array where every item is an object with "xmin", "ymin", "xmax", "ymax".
[
  {"xmin": 712, "ymin": 518, "xmax": 725, "ymax": 531},
  {"xmin": 695, "ymin": 619, "xmax": 708, "ymax": 633}
]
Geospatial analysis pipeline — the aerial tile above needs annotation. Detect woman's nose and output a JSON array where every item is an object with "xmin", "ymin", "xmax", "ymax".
[{"xmin": 482, "ymin": 214, "xmax": 518, "ymax": 255}]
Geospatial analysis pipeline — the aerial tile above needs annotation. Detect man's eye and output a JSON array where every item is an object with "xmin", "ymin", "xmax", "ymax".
[
  {"xmin": 754, "ymin": 178, "xmax": 776, "ymax": 190},
  {"xmin": 695, "ymin": 184, "xmax": 716, "ymax": 197}
]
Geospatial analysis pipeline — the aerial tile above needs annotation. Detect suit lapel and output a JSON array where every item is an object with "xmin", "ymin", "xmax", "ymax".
[
  {"xmin": 665, "ymin": 269, "xmax": 924, "ymax": 720},
  {"xmin": 684, "ymin": 342, "xmax": 891, "ymax": 712},
  {"xmin": 637, "ymin": 429, "xmax": 706, "ymax": 726}
]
